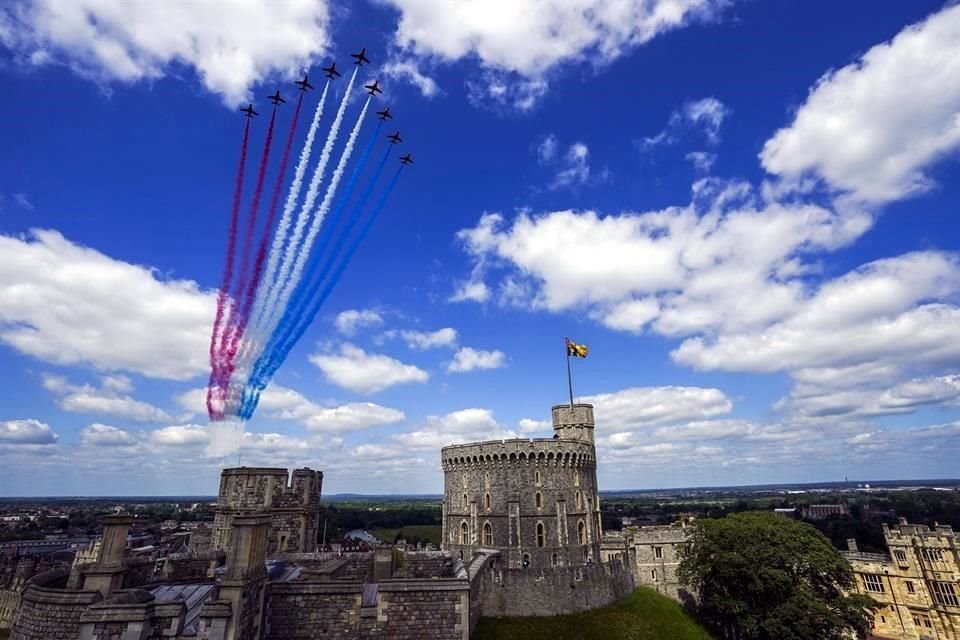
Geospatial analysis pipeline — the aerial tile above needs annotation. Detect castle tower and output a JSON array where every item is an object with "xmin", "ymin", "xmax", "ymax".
[
  {"xmin": 212, "ymin": 467, "xmax": 322, "ymax": 554},
  {"xmin": 440, "ymin": 403, "xmax": 602, "ymax": 569}
]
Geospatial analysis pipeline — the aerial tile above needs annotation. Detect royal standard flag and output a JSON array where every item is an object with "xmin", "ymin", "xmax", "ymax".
[{"xmin": 566, "ymin": 338, "xmax": 588, "ymax": 358}]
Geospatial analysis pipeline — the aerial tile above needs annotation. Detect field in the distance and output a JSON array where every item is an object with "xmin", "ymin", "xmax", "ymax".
[
  {"xmin": 371, "ymin": 525, "xmax": 442, "ymax": 545},
  {"xmin": 473, "ymin": 588, "xmax": 711, "ymax": 640}
]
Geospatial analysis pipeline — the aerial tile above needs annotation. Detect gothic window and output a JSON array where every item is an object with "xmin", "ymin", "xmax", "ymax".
[
  {"xmin": 483, "ymin": 522, "xmax": 493, "ymax": 546},
  {"xmin": 574, "ymin": 470, "xmax": 580, "ymax": 486},
  {"xmin": 920, "ymin": 548, "xmax": 945, "ymax": 562},
  {"xmin": 537, "ymin": 522, "xmax": 545, "ymax": 548},
  {"xmin": 535, "ymin": 470, "xmax": 541, "ymax": 485},
  {"xmin": 535, "ymin": 492, "xmax": 543, "ymax": 509},
  {"xmin": 460, "ymin": 521, "xmax": 469, "ymax": 545},
  {"xmin": 462, "ymin": 493, "xmax": 468, "ymax": 510},
  {"xmin": 484, "ymin": 472, "xmax": 491, "ymax": 489},
  {"xmin": 575, "ymin": 491, "xmax": 582, "ymax": 510},
  {"xmin": 577, "ymin": 520, "xmax": 586, "ymax": 545},
  {"xmin": 484, "ymin": 493, "xmax": 491, "ymax": 510},
  {"xmin": 862, "ymin": 574, "xmax": 884, "ymax": 593}
]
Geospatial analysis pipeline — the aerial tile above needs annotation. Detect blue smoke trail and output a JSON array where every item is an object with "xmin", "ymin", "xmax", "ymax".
[
  {"xmin": 239, "ymin": 127, "xmax": 385, "ymax": 417},
  {"xmin": 241, "ymin": 164, "xmax": 404, "ymax": 420}
]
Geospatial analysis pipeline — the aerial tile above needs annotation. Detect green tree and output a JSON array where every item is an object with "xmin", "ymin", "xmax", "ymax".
[{"xmin": 677, "ymin": 512, "xmax": 878, "ymax": 640}]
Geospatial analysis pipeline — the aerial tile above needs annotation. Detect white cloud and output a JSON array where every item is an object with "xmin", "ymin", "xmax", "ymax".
[
  {"xmin": 0, "ymin": 0, "xmax": 332, "ymax": 105},
  {"xmin": 381, "ymin": 59, "xmax": 441, "ymax": 98},
  {"xmin": 386, "ymin": 328, "xmax": 458, "ymax": 350},
  {"xmin": 309, "ymin": 344, "xmax": 429, "ymax": 394},
  {"xmin": 760, "ymin": 5, "xmax": 960, "ymax": 204},
  {"xmin": 396, "ymin": 408, "xmax": 517, "ymax": 450},
  {"xmin": 0, "ymin": 419, "xmax": 57, "ymax": 444},
  {"xmin": 334, "ymin": 309, "xmax": 384, "ymax": 336},
  {"xmin": 448, "ymin": 347, "xmax": 507, "ymax": 373},
  {"xmin": 80, "ymin": 423, "xmax": 136, "ymax": 447},
  {"xmin": 672, "ymin": 251, "xmax": 960, "ymax": 376},
  {"xmin": 518, "ymin": 418, "xmax": 551, "ymax": 434},
  {"xmin": 151, "ymin": 424, "xmax": 209, "ymax": 446},
  {"xmin": 450, "ymin": 279, "xmax": 490, "ymax": 304},
  {"xmin": 12, "ymin": 193, "xmax": 33, "ymax": 210},
  {"xmin": 537, "ymin": 134, "xmax": 558, "ymax": 163},
  {"xmin": 686, "ymin": 151, "xmax": 716, "ymax": 172},
  {"xmin": 640, "ymin": 97, "xmax": 731, "ymax": 148},
  {"xmin": 582, "ymin": 386, "xmax": 733, "ymax": 430},
  {"xmin": 384, "ymin": 0, "xmax": 722, "ymax": 108},
  {"xmin": 43, "ymin": 374, "xmax": 172, "ymax": 423},
  {"xmin": 551, "ymin": 143, "xmax": 592, "ymax": 189},
  {"xmin": 0, "ymin": 230, "xmax": 213, "ymax": 380},
  {"xmin": 176, "ymin": 384, "xmax": 405, "ymax": 433}
]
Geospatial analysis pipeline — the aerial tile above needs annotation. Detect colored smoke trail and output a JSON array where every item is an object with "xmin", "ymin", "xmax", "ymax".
[
  {"xmin": 244, "ymin": 81, "xmax": 329, "ymax": 356},
  {"xmin": 206, "ymin": 117, "xmax": 251, "ymax": 420},
  {"xmin": 253, "ymin": 68, "xmax": 359, "ymax": 351},
  {"xmin": 218, "ymin": 94, "xmax": 305, "ymax": 415},
  {"xmin": 211, "ymin": 106, "xmax": 278, "ymax": 412},
  {"xmin": 242, "ymin": 163, "xmax": 403, "ymax": 420}
]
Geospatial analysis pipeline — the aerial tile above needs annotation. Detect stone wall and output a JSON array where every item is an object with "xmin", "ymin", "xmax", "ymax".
[
  {"xmin": 475, "ymin": 558, "xmax": 634, "ymax": 618},
  {"xmin": 9, "ymin": 568, "xmax": 101, "ymax": 640},
  {"xmin": 164, "ymin": 551, "xmax": 224, "ymax": 582},
  {"xmin": 264, "ymin": 579, "xmax": 470, "ymax": 640},
  {"xmin": 393, "ymin": 552, "xmax": 455, "ymax": 579}
]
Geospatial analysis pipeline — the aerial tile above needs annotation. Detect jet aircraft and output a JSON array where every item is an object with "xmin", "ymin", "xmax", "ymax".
[
  {"xmin": 388, "ymin": 132, "xmax": 402, "ymax": 144},
  {"xmin": 351, "ymin": 48, "xmax": 370, "ymax": 66},
  {"xmin": 364, "ymin": 80, "xmax": 382, "ymax": 96},
  {"xmin": 294, "ymin": 74, "xmax": 313, "ymax": 91},
  {"xmin": 268, "ymin": 90, "xmax": 286, "ymax": 105},
  {"xmin": 376, "ymin": 107, "xmax": 393, "ymax": 121},
  {"xmin": 322, "ymin": 62, "xmax": 341, "ymax": 79},
  {"xmin": 400, "ymin": 154, "xmax": 413, "ymax": 165},
  {"xmin": 240, "ymin": 104, "xmax": 258, "ymax": 118}
]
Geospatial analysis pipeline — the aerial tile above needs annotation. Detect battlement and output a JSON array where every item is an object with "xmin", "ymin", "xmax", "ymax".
[
  {"xmin": 883, "ymin": 519, "xmax": 958, "ymax": 544},
  {"xmin": 441, "ymin": 438, "xmax": 595, "ymax": 471}
]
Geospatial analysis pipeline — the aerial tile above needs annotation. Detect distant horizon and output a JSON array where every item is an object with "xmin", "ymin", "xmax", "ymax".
[{"xmin": 2, "ymin": 477, "xmax": 958, "ymax": 501}]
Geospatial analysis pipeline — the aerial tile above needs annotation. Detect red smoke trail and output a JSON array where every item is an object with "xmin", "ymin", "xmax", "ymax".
[
  {"xmin": 222, "ymin": 93, "xmax": 305, "ymax": 389},
  {"xmin": 210, "ymin": 106, "xmax": 279, "ymax": 417},
  {"xmin": 206, "ymin": 118, "xmax": 252, "ymax": 420}
]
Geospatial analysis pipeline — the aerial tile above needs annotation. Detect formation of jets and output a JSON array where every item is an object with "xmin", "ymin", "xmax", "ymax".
[{"xmin": 237, "ymin": 49, "xmax": 412, "ymax": 166}]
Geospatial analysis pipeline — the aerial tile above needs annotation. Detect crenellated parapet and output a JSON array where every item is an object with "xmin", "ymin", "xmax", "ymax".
[{"xmin": 441, "ymin": 439, "xmax": 595, "ymax": 471}]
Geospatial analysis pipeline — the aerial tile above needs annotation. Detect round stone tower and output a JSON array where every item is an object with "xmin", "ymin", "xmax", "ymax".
[{"xmin": 441, "ymin": 403, "xmax": 602, "ymax": 569}]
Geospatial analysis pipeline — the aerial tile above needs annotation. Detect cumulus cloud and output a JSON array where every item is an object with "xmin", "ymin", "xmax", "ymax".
[
  {"xmin": 334, "ymin": 309, "xmax": 384, "ymax": 336},
  {"xmin": 0, "ymin": 0, "xmax": 332, "ymax": 105},
  {"xmin": 0, "ymin": 419, "xmax": 57, "ymax": 444},
  {"xmin": 0, "ymin": 230, "xmax": 213, "ymax": 380},
  {"xmin": 80, "ymin": 423, "xmax": 136, "ymax": 447},
  {"xmin": 518, "ymin": 418, "xmax": 551, "ymax": 434},
  {"xmin": 761, "ymin": 5, "xmax": 960, "ymax": 204},
  {"xmin": 176, "ymin": 384, "xmax": 405, "ymax": 433},
  {"xmin": 686, "ymin": 151, "xmax": 716, "ymax": 172},
  {"xmin": 43, "ymin": 374, "xmax": 172, "ymax": 423},
  {"xmin": 384, "ymin": 328, "xmax": 458, "ymax": 350},
  {"xmin": 309, "ymin": 344, "xmax": 429, "ymax": 394},
  {"xmin": 582, "ymin": 386, "xmax": 733, "ymax": 430},
  {"xmin": 640, "ymin": 97, "xmax": 731, "ymax": 148},
  {"xmin": 150, "ymin": 424, "xmax": 209, "ymax": 447},
  {"xmin": 448, "ymin": 347, "xmax": 507, "ymax": 373},
  {"xmin": 383, "ymin": 0, "xmax": 724, "ymax": 109},
  {"xmin": 396, "ymin": 408, "xmax": 517, "ymax": 451},
  {"xmin": 381, "ymin": 59, "xmax": 441, "ymax": 98}
]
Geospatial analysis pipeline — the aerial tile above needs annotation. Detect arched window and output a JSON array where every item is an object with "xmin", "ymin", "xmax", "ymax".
[
  {"xmin": 535, "ymin": 492, "xmax": 543, "ymax": 509},
  {"xmin": 462, "ymin": 493, "xmax": 468, "ymax": 510},
  {"xmin": 522, "ymin": 553, "xmax": 530, "ymax": 568},
  {"xmin": 536, "ymin": 522, "xmax": 545, "ymax": 548},
  {"xmin": 551, "ymin": 553, "xmax": 559, "ymax": 566},
  {"xmin": 462, "ymin": 474, "xmax": 467, "ymax": 489},
  {"xmin": 483, "ymin": 522, "xmax": 493, "ymax": 546},
  {"xmin": 577, "ymin": 520, "xmax": 586, "ymax": 545},
  {"xmin": 460, "ymin": 521, "xmax": 469, "ymax": 545},
  {"xmin": 484, "ymin": 472, "xmax": 491, "ymax": 489},
  {"xmin": 484, "ymin": 493, "xmax": 491, "ymax": 510},
  {"xmin": 651, "ymin": 569, "xmax": 658, "ymax": 581},
  {"xmin": 574, "ymin": 470, "xmax": 580, "ymax": 486},
  {"xmin": 575, "ymin": 491, "xmax": 582, "ymax": 510},
  {"xmin": 535, "ymin": 470, "xmax": 541, "ymax": 485}
]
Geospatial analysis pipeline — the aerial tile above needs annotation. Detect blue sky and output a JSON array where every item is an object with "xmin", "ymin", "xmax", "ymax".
[{"xmin": 0, "ymin": 0, "xmax": 958, "ymax": 496}]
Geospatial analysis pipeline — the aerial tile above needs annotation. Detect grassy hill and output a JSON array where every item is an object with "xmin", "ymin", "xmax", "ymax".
[
  {"xmin": 371, "ymin": 525, "xmax": 442, "ymax": 545},
  {"xmin": 473, "ymin": 588, "xmax": 711, "ymax": 640}
]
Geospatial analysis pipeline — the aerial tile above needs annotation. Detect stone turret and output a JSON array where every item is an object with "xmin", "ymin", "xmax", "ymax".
[
  {"xmin": 80, "ymin": 514, "xmax": 132, "ymax": 598},
  {"xmin": 552, "ymin": 403, "xmax": 595, "ymax": 444}
]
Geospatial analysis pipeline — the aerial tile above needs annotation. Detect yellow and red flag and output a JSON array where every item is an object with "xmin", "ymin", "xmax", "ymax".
[{"xmin": 565, "ymin": 338, "xmax": 588, "ymax": 358}]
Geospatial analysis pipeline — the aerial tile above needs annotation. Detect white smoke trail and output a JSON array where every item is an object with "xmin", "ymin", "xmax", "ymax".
[
  {"xmin": 225, "ymin": 69, "xmax": 358, "ymax": 417},
  {"xmin": 255, "ymin": 95, "xmax": 373, "ymax": 366},
  {"xmin": 226, "ymin": 82, "xmax": 331, "ymax": 416}
]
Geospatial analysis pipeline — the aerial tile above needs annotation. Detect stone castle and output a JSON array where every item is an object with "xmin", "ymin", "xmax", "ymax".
[{"xmin": 3, "ymin": 402, "xmax": 634, "ymax": 639}]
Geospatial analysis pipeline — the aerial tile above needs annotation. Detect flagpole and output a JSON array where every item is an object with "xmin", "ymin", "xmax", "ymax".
[{"xmin": 565, "ymin": 338, "xmax": 574, "ymax": 408}]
